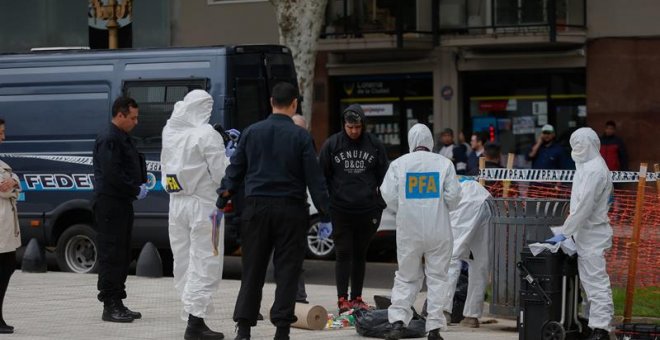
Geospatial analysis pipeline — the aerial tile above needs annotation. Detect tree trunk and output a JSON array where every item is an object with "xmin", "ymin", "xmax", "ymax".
[{"xmin": 270, "ymin": 0, "xmax": 328, "ymax": 129}]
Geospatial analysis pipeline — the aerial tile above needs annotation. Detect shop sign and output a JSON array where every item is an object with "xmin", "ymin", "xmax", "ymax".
[
  {"xmin": 356, "ymin": 82, "xmax": 391, "ymax": 96},
  {"xmin": 479, "ymin": 100, "xmax": 507, "ymax": 112},
  {"xmin": 479, "ymin": 99, "xmax": 517, "ymax": 112},
  {"xmin": 362, "ymin": 103, "xmax": 394, "ymax": 117}
]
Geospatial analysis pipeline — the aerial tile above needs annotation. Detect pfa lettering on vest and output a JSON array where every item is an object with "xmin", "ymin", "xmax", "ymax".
[{"xmin": 405, "ymin": 172, "xmax": 440, "ymax": 199}]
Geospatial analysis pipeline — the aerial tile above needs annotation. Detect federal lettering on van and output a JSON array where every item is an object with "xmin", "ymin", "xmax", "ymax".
[
  {"xmin": 19, "ymin": 172, "xmax": 160, "ymax": 191},
  {"xmin": 22, "ymin": 174, "xmax": 95, "ymax": 191}
]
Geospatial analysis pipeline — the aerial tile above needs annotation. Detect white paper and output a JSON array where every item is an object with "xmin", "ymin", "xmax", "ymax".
[
  {"xmin": 537, "ymin": 114, "xmax": 548, "ymax": 126},
  {"xmin": 529, "ymin": 226, "xmax": 576, "ymax": 256},
  {"xmin": 532, "ymin": 101, "xmax": 548, "ymax": 115}
]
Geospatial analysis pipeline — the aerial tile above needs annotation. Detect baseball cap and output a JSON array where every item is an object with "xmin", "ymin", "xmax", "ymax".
[{"xmin": 541, "ymin": 124, "xmax": 555, "ymax": 133}]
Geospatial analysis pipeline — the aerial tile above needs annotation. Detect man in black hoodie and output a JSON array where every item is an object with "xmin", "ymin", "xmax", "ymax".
[{"xmin": 319, "ymin": 104, "xmax": 389, "ymax": 313}]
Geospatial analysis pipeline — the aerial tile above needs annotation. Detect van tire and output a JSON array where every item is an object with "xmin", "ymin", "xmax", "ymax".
[
  {"xmin": 56, "ymin": 224, "xmax": 99, "ymax": 274},
  {"xmin": 305, "ymin": 215, "xmax": 335, "ymax": 260}
]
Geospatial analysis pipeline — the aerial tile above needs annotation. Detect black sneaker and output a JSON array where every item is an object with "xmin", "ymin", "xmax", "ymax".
[{"xmin": 385, "ymin": 321, "xmax": 405, "ymax": 340}]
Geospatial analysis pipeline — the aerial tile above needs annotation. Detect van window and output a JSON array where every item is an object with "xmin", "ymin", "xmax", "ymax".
[
  {"xmin": 234, "ymin": 78, "xmax": 268, "ymax": 130},
  {"xmin": 124, "ymin": 79, "xmax": 207, "ymax": 151},
  {"xmin": 0, "ymin": 84, "xmax": 109, "ymax": 141}
]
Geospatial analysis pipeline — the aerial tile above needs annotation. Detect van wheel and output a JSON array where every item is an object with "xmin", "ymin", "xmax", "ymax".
[
  {"xmin": 306, "ymin": 216, "xmax": 335, "ymax": 260},
  {"xmin": 56, "ymin": 224, "xmax": 99, "ymax": 274}
]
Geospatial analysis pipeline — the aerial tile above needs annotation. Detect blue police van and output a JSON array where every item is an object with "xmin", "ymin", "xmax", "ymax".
[{"xmin": 0, "ymin": 45, "xmax": 300, "ymax": 273}]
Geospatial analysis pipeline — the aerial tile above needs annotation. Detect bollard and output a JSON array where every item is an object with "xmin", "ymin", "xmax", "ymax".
[
  {"xmin": 135, "ymin": 242, "xmax": 163, "ymax": 278},
  {"xmin": 21, "ymin": 238, "xmax": 47, "ymax": 273}
]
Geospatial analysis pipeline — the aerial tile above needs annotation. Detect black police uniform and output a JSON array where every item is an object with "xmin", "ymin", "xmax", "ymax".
[
  {"xmin": 221, "ymin": 113, "xmax": 331, "ymax": 328},
  {"xmin": 92, "ymin": 123, "xmax": 145, "ymax": 304}
]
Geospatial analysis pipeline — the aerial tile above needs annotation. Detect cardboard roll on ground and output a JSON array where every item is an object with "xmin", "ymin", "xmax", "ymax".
[{"xmin": 291, "ymin": 303, "xmax": 328, "ymax": 330}]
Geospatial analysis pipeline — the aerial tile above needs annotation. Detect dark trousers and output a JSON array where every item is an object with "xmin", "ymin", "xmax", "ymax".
[
  {"xmin": 332, "ymin": 209, "xmax": 381, "ymax": 300},
  {"xmin": 94, "ymin": 195, "xmax": 134, "ymax": 303},
  {"xmin": 0, "ymin": 251, "xmax": 16, "ymax": 324},
  {"xmin": 233, "ymin": 197, "xmax": 308, "ymax": 327}
]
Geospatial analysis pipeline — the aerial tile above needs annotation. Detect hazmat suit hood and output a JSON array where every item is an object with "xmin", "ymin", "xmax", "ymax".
[
  {"xmin": 168, "ymin": 90, "xmax": 213, "ymax": 129},
  {"xmin": 407, "ymin": 123, "xmax": 434, "ymax": 153},
  {"xmin": 570, "ymin": 128, "xmax": 601, "ymax": 164}
]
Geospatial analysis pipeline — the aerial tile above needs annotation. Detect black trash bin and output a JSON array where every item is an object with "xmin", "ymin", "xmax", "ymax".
[{"xmin": 517, "ymin": 246, "xmax": 588, "ymax": 340}]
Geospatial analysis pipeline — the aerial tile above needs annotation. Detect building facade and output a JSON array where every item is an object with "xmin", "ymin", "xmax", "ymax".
[{"xmin": 1, "ymin": 0, "xmax": 657, "ymax": 166}]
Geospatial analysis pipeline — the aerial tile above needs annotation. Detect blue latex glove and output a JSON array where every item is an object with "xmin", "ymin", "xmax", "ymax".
[
  {"xmin": 136, "ymin": 184, "xmax": 148, "ymax": 200},
  {"xmin": 318, "ymin": 222, "xmax": 333, "ymax": 240},
  {"xmin": 545, "ymin": 234, "xmax": 567, "ymax": 244},
  {"xmin": 225, "ymin": 140, "xmax": 236, "ymax": 158},
  {"xmin": 225, "ymin": 129, "xmax": 241, "ymax": 142}
]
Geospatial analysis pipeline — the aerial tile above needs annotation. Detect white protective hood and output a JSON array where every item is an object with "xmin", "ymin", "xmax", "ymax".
[
  {"xmin": 408, "ymin": 123, "xmax": 434, "ymax": 153},
  {"xmin": 570, "ymin": 127, "xmax": 601, "ymax": 165},
  {"xmin": 161, "ymin": 90, "xmax": 226, "ymax": 202},
  {"xmin": 167, "ymin": 89, "xmax": 213, "ymax": 130}
]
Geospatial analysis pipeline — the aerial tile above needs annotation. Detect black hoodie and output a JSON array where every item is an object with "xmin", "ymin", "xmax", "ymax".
[{"xmin": 319, "ymin": 104, "xmax": 389, "ymax": 214}]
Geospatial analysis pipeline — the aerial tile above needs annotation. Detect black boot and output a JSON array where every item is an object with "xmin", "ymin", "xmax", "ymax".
[
  {"xmin": 117, "ymin": 300, "xmax": 142, "ymax": 319},
  {"xmin": 428, "ymin": 328, "xmax": 444, "ymax": 340},
  {"xmin": 274, "ymin": 326, "xmax": 289, "ymax": 340},
  {"xmin": 0, "ymin": 320, "xmax": 13, "ymax": 332},
  {"xmin": 0, "ymin": 324, "xmax": 13, "ymax": 334},
  {"xmin": 234, "ymin": 321, "xmax": 250, "ymax": 340},
  {"xmin": 184, "ymin": 314, "xmax": 224, "ymax": 340},
  {"xmin": 102, "ymin": 300, "xmax": 134, "ymax": 323},
  {"xmin": 587, "ymin": 328, "xmax": 610, "ymax": 340},
  {"xmin": 385, "ymin": 321, "xmax": 405, "ymax": 340}
]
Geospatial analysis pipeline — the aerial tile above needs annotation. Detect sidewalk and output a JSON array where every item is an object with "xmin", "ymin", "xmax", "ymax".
[{"xmin": 4, "ymin": 272, "xmax": 518, "ymax": 339}]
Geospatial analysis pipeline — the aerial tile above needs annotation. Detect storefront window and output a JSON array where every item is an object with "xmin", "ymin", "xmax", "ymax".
[
  {"xmin": 462, "ymin": 69, "xmax": 585, "ymax": 168},
  {"xmin": 333, "ymin": 73, "xmax": 433, "ymax": 159}
]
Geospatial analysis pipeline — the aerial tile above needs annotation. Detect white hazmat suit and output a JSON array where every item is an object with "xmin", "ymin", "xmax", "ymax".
[
  {"xmin": 380, "ymin": 124, "xmax": 462, "ymax": 332},
  {"xmin": 437, "ymin": 179, "xmax": 492, "ymax": 320},
  {"xmin": 562, "ymin": 127, "xmax": 614, "ymax": 331},
  {"xmin": 161, "ymin": 90, "xmax": 230, "ymax": 320}
]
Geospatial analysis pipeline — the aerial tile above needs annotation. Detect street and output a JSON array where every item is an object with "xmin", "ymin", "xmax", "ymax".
[{"xmin": 4, "ymin": 270, "xmax": 519, "ymax": 340}]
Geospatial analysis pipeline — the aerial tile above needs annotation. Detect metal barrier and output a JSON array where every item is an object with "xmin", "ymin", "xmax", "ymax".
[{"xmin": 486, "ymin": 198, "xmax": 570, "ymax": 318}]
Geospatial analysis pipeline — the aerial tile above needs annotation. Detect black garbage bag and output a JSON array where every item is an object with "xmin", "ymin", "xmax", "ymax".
[
  {"xmin": 354, "ymin": 309, "xmax": 427, "ymax": 338},
  {"xmin": 450, "ymin": 262, "xmax": 470, "ymax": 324}
]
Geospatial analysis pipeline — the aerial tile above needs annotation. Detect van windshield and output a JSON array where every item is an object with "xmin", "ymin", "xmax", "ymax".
[{"xmin": 124, "ymin": 79, "xmax": 207, "ymax": 151}]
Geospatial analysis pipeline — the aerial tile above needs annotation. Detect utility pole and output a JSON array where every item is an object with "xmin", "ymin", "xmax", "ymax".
[{"xmin": 90, "ymin": 0, "xmax": 133, "ymax": 49}]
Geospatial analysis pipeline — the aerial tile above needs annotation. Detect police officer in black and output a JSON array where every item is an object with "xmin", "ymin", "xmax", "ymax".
[
  {"xmin": 93, "ymin": 96, "xmax": 148, "ymax": 323},
  {"xmin": 218, "ymin": 82, "xmax": 331, "ymax": 340}
]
